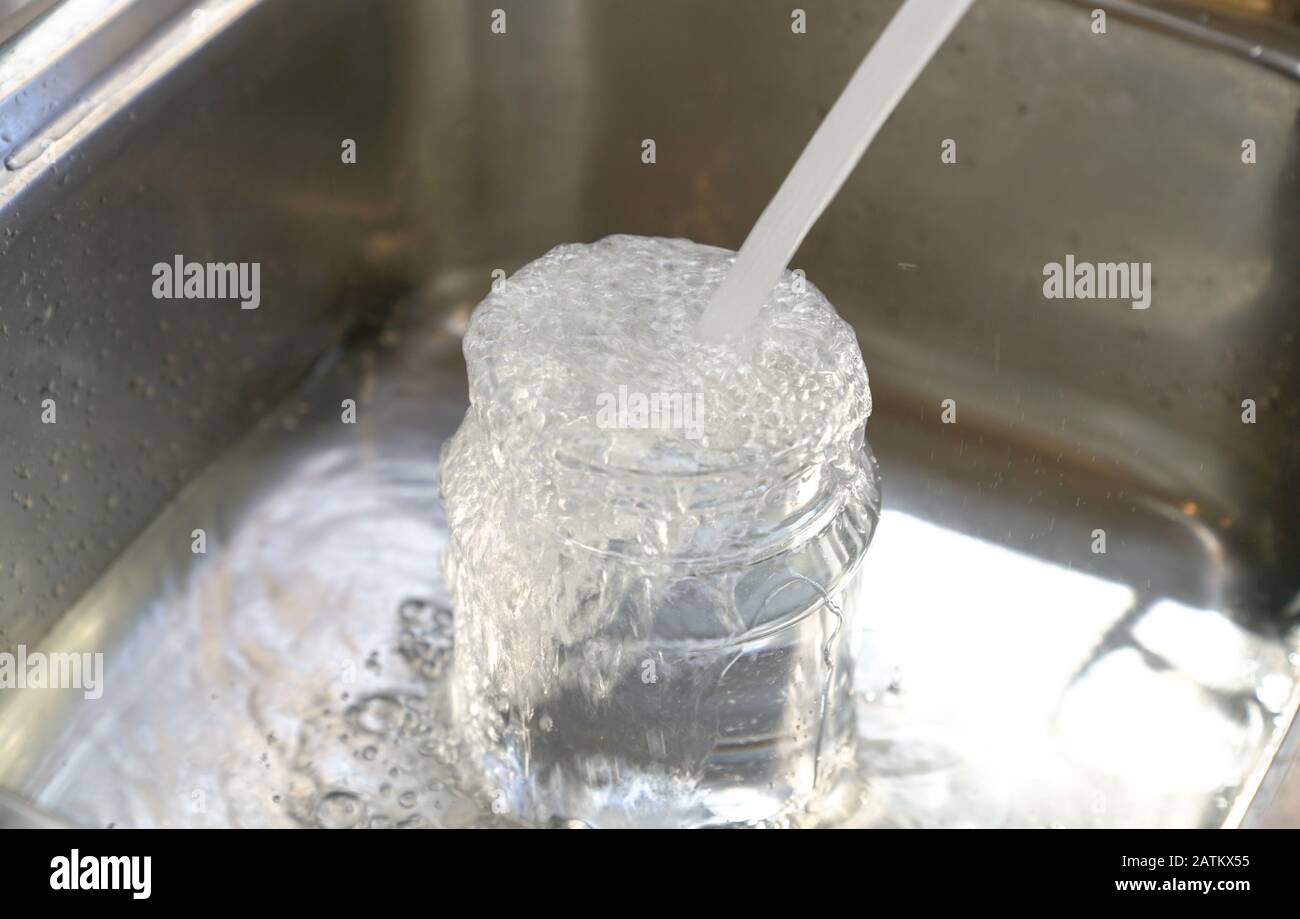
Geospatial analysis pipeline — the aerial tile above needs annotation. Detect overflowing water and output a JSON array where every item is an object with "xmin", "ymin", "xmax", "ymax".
[
  {"xmin": 441, "ymin": 236, "xmax": 881, "ymax": 826},
  {"xmin": 2, "ymin": 0, "xmax": 1296, "ymax": 831}
]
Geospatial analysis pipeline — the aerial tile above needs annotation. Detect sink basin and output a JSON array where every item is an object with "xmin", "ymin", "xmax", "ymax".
[{"xmin": 0, "ymin": 0, "xmax": 1297, "ymax": 827}]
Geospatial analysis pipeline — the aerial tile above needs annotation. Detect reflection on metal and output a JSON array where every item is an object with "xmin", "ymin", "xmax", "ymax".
[
  {"xmin": 0, "ymin": 788, "xmax": 71, "ymax": 828},
  {"xmin": 0, "ymin": 0, "xmax": 1297, "ymax": 826},
  {"xmin": 0, "ymin": 0, "xmax": 257, "ymax": 187},
  {"xmin": 0, "ymin": 298, "xmax": 1293, "ymax": 827},
  {"xmin": 0, "ymin": 0, "xmax": 61, "ymax": 46},
  {"xmin": 1079, "ymin": 0, "xmax": 1300, "ymax": 78}
]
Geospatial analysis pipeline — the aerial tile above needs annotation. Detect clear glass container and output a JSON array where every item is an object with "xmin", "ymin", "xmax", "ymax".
[{"xmin": 440, "ymin": 235, "xmax": 881, "ymax": 827}]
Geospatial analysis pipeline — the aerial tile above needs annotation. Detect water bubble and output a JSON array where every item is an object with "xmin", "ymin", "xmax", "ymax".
[
  {"xmin": 315, "ymin": 790, "xmax": 364, "ymax": 829},
  {"xmin": 399, "ymin": 596, "xmax": 449, "ymax": 630},
  {"xmin": 1256, "ymin": 673, "xmax": 1292, "ymax": 715},
  {"xmin": 347, "ymin": 694, "xmax": 405, "ymax": 735}
]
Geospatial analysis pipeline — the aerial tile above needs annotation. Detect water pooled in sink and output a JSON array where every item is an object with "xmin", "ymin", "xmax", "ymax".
[{"xmin": 9, "ymin": 282, "xmax": 1294, "ymax": 829}]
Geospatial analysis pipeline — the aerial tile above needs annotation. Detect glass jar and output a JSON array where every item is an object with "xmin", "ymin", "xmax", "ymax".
[{"xmin": 440, "ymin": 235, "xmax": 881, "ymax": 827}]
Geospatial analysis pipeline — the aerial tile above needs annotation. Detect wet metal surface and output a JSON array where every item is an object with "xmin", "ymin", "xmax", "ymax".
[
  {"xmin": 0, "ymin": 0, "xmax": 1297, "ymax": 825},
  {"xmin": 0, "ymin": 290, "xmax": 1293, "ymax": 827}
]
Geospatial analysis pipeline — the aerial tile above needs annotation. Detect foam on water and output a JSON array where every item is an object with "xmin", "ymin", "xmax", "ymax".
[{"xmin": 460, "ymin": 234, "xmax": 870, "ymax": 472}]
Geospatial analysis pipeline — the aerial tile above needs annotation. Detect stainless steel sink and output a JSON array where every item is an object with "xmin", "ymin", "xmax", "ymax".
[{"xmin": 0, "ymin": 0, "xmax": 1297, "ymax": 827}]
